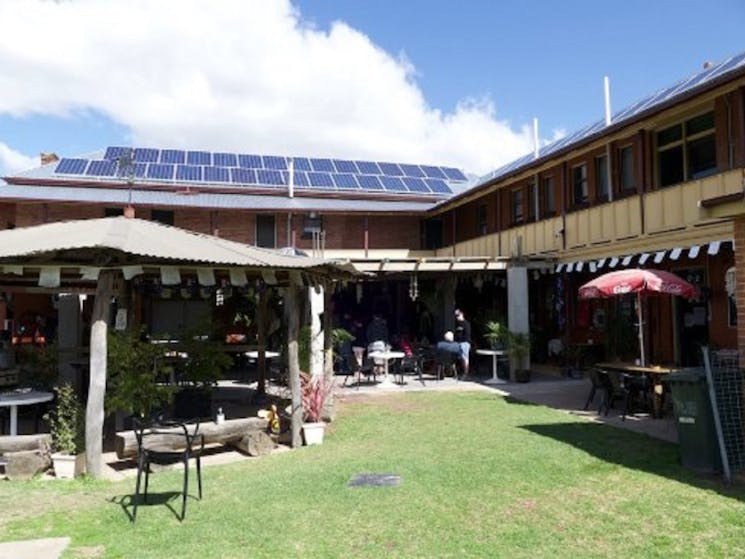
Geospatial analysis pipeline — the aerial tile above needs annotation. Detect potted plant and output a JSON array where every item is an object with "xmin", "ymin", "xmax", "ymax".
[
  {"xmin": 44, "ymin": 384, "xmax": 85, "ymax": 479},
  {"xmin": 300, "ymin": 371, "xmax": 333, "ymax": 445},
  {"xmin": 507, "ymin": 331, "xmax": 531, "ymax": 383},
  {"xmin": 483, "ymin": 321, "xmax": 507, "ymax": 350}
]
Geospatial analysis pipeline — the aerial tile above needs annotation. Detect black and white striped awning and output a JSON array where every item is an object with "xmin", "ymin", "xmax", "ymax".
[{"xmin": 555, "ymin": 239, "xmax": 732, "ymax": 273}]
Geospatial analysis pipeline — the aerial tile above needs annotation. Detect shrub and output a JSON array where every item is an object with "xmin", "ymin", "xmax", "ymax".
[
  {"xmin": 300, "ymin": 371, "xmax": 334, "ymax": 423},
  {"xmin": 44, "ymin": 384, "xmax": 85, "ymax": 455}
]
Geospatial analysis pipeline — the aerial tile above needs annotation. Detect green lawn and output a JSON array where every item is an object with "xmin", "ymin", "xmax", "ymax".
[{"xmin": 3, "ymin": 390, "xmax": 745, "ymax": 558}]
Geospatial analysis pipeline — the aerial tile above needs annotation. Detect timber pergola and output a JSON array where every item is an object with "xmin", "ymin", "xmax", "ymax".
[{"xmin": 0, "ymin": 216, "xmax": 357, "ymax": 478}]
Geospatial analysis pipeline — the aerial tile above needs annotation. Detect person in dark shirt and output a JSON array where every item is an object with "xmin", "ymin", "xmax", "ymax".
[{"xmin": 454, "ymin": 309, "xmax": 472, "ymax": 378}]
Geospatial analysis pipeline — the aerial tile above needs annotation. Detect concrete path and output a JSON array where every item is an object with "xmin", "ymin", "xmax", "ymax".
[{"xmin": 0, "ymin": 537, "xmax": 70, "ymax": 559}]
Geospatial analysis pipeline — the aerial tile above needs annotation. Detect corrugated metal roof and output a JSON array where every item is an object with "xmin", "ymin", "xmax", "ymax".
[
  {"xmin": 0, "ymin": 183, "xmax": 436, "ymax": 212},
  {"xmin": 441, "ymin": 50, "xmax": 745, "ymax": 207},
  {"xmin": 0, "ymin": 216, "xmax": 349, "ymax": 270}
]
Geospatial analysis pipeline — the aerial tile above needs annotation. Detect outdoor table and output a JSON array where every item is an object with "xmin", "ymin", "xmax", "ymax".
[
  {"xmin": 476, "ymin": 349, "xmax": 507, "ymax": 384},
  {"xmin": 595, "ymin": 362, "xmax": 679, "ymax": 418},
  {"xmin": 368, "ymin": 350, "xmax": 405, "ymax": 386},
  {"xmin": 0, "ymin": 389, "xmax": 54, "ymax": 436}
]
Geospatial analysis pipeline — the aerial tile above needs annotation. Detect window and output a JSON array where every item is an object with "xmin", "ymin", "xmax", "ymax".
[
  {"xmin": 657, "ymin": 110, "xmax": 716, "ymax": 187},
  {"xmin": 571, "ymin": 164, "xmax": 588, "ymax": 206},
  {"xmin": 527, "ymin": 181, "xmax": 536, "ymax": 221},
  {"xmin": 104, "ymin": 207, "xmax": 124, "ymax": 217},
  {"xmin": 541, "ymin": 176, "xmax": 555, "ymax": 217},
  {"xmin": 477, "ymin": 204, "xmax": 488, "ymax": 236},
  {"xmin": 511, "ymin": 189, "xmax": 523, "ymax": 224},
  {"xmin": 256, "ymin": 214, "xmax": 276, "ymax": 248},
  {"xmin": 421, "ymin": 218, "xmax": 443, "ymax": 249},
  {"xmin": 619, "ymin": 146, "xmax": 635, "ymax": 193},
  {"xmin": 151, "ymin": 209, "xmax": 174, "ymax": 226},
  {"xmin": 595, "ymin": 155, "xmax": 610, "ymax": 201}
]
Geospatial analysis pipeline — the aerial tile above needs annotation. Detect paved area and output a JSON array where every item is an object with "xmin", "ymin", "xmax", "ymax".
[{"xmin": 0, "ymin": 537, "xmax": 70, "ymax": 559}]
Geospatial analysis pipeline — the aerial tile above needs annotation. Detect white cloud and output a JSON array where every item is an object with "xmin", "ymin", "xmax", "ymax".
[
  {"xmin": 0, "ymin": 142, "xmax": 37, "ymax": 175},
  {"xmin": 0, "ymin": 0, "xmax": 540, "ymax": 175}
]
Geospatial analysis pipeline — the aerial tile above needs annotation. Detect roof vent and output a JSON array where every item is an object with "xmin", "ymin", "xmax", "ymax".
[{"xmin": 703, "ymin": 61, "xmax": 714, "ymax": 69}]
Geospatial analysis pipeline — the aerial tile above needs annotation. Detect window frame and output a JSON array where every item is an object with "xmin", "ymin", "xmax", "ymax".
[
  {"xmin": 618, "ymin": 145, "xmax": 636, "ymax": 194},
  {"xmin": 476, "ymin": 204, "xmax": 488, "ymax": 236},
  {"xmin": 511, "ymin": 188, "xmax": 524, "ymax": 225},
  {"xmin": 571, "ymin": 163, "xmax": 588, "ymax": 208},
  {"xmin": 655, "ymin": 109, "xmax": 716, "ymax": 188},
  {"xmin": 540, "ymin": 175, "xmax": 556, "ymax": 218},
  {"xmin": 595, "ymin": 154, "xmax": 610, "ymax": 202}
]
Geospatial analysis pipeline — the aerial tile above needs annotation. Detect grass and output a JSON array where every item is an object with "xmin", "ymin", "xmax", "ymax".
[{"xmin": 3, "ymin": 390, "xmax": 745, "ymax": 558}]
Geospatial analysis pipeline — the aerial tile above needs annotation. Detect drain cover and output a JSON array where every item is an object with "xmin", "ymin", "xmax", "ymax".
[{"xmin": 348, "ymin": 473, "xmax": 402, "ymax": 487}]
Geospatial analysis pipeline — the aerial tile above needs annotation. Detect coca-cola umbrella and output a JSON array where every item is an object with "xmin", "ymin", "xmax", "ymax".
[{"xmin": 578, "ymin": 268, "xmax": 699, "ymax": 366}]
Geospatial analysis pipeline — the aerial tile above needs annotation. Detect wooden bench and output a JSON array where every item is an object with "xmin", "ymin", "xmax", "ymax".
[{"xmin": 114, "ymin": 417, "xmax": 269, "ymax": 459}]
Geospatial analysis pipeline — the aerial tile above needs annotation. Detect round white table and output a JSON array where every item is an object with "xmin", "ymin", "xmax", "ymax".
[
  {"xmin": 0, "ymin": 390, "xmax": 54, "ymax": 436},
  {"xmin": 244, "ymin": 350, "xmax": 280, "ymax": 360},
  {"xmin": 476, "ymin": 349, "xmax": 507, "ymax": 384},
  {"xmin": 368, "ymin": 350, "xmax": 405, "ymax": 386}
]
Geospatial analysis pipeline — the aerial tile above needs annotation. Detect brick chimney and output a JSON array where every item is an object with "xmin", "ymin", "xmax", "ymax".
[{"xmin": 40, "ymin": 152, "xmax": 59, "ymax": 166}]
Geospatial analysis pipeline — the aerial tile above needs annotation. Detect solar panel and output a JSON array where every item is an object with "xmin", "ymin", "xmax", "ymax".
[
  {"xmin": 439, "ymin": 168, "xmax": 465, "ymax": 181},
  {"xmin": 402, "ymin": 177, "xmax": 429, "ymax": 193},
  {"xmin": 332, "ymin": 159, "xmax": 358, "ymax": 173},
  {"xmin": 86, "ymin": 160, "xmax": 117, "ymax": 177},
  {"xmin": 146, "ymin": 163, "xmax": 174, "ymax": 180},
  {"xmin": 425, "ymin": 178, "xmax": 452, "ymax": 194},
  {"xmin": 399, "ymin": 164, "xmax": 425, "ymax": 178},
  {"xmin": 204, "ymin": 166, "xmax": 230, "ymax": 183},
  {"xmin": 161, "ymin": 149, "xmax": 186, "ymax": 164},
  {"xmin": 213, "ymin": 152, "xmax": 237, "ymax": 167},
  {"xmin": 357, "ymin": 175, "xmax": 384, "ymax": 190},
  {"xmin": 379, "ymin": 162, "xmax": 403, "ymax": 176},
  {"xmin": 133, "ymin": 148, "xmax": 158, "ymax": 163},
  {"xmin": 230, "ymin": 168, "xmax": 257, "ymax": 184},
  {"xmin": 380, "ymin": 176, "xmax": 407, "ymax": 192},
  {"xmin": 238, "ymin": 154, "xmax": 262, "ymax": 168},
  {"xmin": 420, "ymin": 165, "xmax": 447, "ymax": 179},
  {"xmin": 131, "ymin": 163, "xmax": 148, "ymax": 178},
  {"xmin": 310, "ymin": 158, "xmax": 334, "ymax": 173},
  {"xmin": 262, "ymin": 155, "xmax": 287, "ymax": 170},
  {"xmin": 332, "ymin": 173, "xmax": 359, "ymax": 189},
  {"xmin": 308, "ymin": 172, "xmax": 334, "ymax": 188},
  {"xmin": 187, "ymin": 151, "xmax": 211, "ymax": 166},
  {"xmin": 176, "ymin": 165, "xmax": 202, "ymax": 182},
  {"xmin": 104, "ymin": 146, "xmax": 127, "ymax": 160},
  {"xmin": 291, "ymin": 170, "xmax": 310, "ymax": 187},
  {"xmin": 355, "ymin": 161, "xmax": 381, "ymax": 174},
  {"xmin": 292, "ymin": 157, "xmax": 311, "ymax": 172},
  {"xmin": 257, "ymin": 169, "xmax": 286, "ymax": 186},
  {"xmin": 55, "ymin": 158, "xmax": 89, "ymax": 175}
]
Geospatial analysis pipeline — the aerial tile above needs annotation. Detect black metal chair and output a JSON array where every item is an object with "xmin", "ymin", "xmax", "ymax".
[
  {"xmin": 398, "ymin": 353, "xmax": 425, "ymax": 386},
  {"xmin": 584, "ymin": 368, "xmax": 610, "ymax": 412},
  {"xmin": 132, "ymin": 415, "xmax": 204, "ymax": 522},
  {"xmin": 605, "ymin": 371, "xmax": 649, "ymax": 421},
  {"xmin": 435, "ymin": 349, "xmax": 458, "ymax": 381}
]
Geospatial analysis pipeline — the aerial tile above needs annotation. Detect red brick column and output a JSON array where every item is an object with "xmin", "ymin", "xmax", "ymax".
[{"xmin": 735, "ymin": 218, "xmax": 745, "ymax": 356}]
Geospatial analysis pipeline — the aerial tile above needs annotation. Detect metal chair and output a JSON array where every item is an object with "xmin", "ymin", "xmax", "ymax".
[
  {"xmin": 398, "ymin": 353, "xmax": 425, "ymax": 386},
  {"xmin": 435, "ymin": 349, "xmax": 458, "ymax": 381},
  {"xmin": 132, "ymin": 415, "xmax": 204, "ymax": 522},
  {"xmin": 605, "ymin": 371, "xmax": 649, "ymax": 421},
  {"xmin": 584, "ymin": 368, "xmax": 610, "ymax": 412}
]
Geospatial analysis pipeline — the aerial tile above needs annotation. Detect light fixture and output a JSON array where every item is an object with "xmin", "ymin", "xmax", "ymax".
[{"xmin": 408, "ymin": 274, "xmax": 419, "ymax": 301}]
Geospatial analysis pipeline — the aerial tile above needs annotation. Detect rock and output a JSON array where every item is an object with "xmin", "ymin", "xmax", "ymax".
[
  {"xmin": 231, "ymin": 431, "xmax": 276, "ymax": 456},
  {"xmin": 4, "ymin": 449, "xmax": 52, "ymax": 480}
]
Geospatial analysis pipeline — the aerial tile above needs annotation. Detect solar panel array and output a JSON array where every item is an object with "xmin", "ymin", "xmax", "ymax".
[
  {"xmin": 474, "ymin": 51, "xmax": 745, "ymax": 189},
  {"xmin": 52, "ymin": 147, "xmax": 467, "ymax": 196}
]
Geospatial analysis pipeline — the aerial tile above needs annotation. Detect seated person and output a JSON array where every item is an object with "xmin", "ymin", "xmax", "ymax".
[{"xmin": 436, "ymin": 331, "xmax": 461, "ymax": 357}]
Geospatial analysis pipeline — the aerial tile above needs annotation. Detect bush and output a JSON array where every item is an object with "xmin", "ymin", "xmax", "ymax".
[{"xmin": 44, "ymin": 384, "xmax": 85, "ymax": 455}]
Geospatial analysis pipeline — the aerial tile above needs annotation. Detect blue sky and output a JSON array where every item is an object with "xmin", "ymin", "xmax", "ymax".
[{"xmin": 0, "ymin": 0, "xmax": 743, "ymax": 176}]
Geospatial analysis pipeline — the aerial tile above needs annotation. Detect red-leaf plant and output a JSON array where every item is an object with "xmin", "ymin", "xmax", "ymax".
[{"xmin": 300, "ymin": 371, "xmax": 334, "ymax": 423}]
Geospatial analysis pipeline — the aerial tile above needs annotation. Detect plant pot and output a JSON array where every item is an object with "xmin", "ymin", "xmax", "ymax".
[
  {"xmin": 515, "ymin": 369, "xmax": 531, "ymax": 383},
  {"xmin": 52, "ymin": 452, "xmax": 85, "ymax": 479},
  {"xmin": 173, "ymin": 387, "xmax": 213, "ymax": 420},
  {"xmin": 302, "ymin": 422, "xmax": 326, "ymax": 445}
]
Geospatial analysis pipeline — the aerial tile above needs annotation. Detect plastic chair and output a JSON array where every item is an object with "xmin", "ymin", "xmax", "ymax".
[{"xmin": 132, "ymin": 415, "xmax": 204, "ymax": 522}]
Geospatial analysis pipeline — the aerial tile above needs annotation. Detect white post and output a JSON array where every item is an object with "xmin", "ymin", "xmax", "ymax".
[
  {"xmin": 637, "ymin": 291, "xmax": 646, "ymax": 366},
  {"xmin": 533, "ymin": 117, "xmax": 540, "ymax": 160},
  {"xmin": 309, "ymin": 284, "xmax": 324, "ymax": 379},
  {"xmin": 507, "ymin": 265, "xmax": 530, "ymax": 377},
  {"xmin": 604, "ymin": 76, "xmax": 612, "ymax": 126},
  {"xmin": 288, "ymin": 157, "xmax": 294, "ymax": 198}
]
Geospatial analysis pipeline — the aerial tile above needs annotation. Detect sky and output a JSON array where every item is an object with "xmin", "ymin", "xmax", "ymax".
[{"xmin": 0, "ymin": 0, "xmax": 743, "ymax": 178}]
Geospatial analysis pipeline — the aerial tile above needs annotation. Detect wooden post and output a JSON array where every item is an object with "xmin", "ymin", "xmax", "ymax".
[
  {"xmin": 256, "ymin": 287, "xmax": 268, "ymax": 396},
  {"xmin": 284, "ymin": 285, "xmax": 303, "ymax": 448},
  {"xmin": 85, "ymin": 269, "xmax": 116, "ymax": 478},
  {"xmin": 323, "ymin": 281, "xmax": 334, "ymax": 383}
]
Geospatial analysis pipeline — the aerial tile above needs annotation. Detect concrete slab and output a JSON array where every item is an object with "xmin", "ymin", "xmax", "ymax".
[{"xmin": 0, "ymin": 537, "xmax": 70, "ymax": 559}]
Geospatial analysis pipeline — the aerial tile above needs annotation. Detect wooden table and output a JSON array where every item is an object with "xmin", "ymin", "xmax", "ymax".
[{"xmin": 595, "ymin": 362, "xmax": 679, "ymax": 417}]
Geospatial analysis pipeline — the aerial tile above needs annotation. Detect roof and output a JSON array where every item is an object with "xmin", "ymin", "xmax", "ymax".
[
  {"xmin": 0, "ymin": 216, "xmax": 351, "ymax": 271},
  {"xmin": 0, "ymin": 182, "xmax": 436, "ymax": 213},
  {"xmin": 7, "ymin": 148, "xmax": 469, "ymax": 202},
  {"xmin": 435, "ymin": 50, "xmax": 745, "ymax": 211}
]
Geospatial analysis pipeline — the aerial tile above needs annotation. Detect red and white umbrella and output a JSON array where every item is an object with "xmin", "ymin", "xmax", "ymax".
[{"xmin": 578, "ymin": 268, "xmax": 699, "ymax": 366}]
